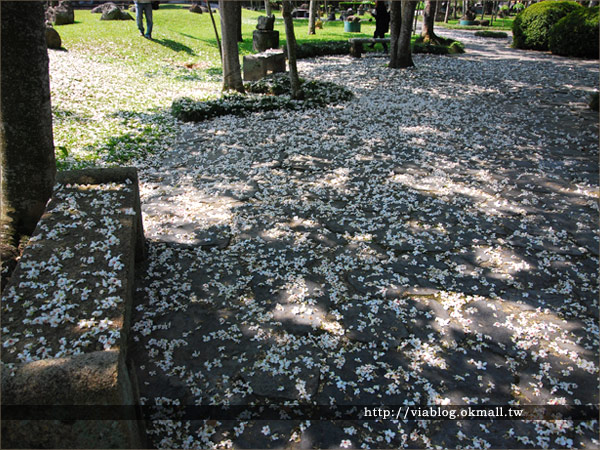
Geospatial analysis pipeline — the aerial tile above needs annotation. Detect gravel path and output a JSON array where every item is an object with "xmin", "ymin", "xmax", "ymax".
[{"xmin": 131, "ymin": 29, "xmax": 599, "ymax": 449}]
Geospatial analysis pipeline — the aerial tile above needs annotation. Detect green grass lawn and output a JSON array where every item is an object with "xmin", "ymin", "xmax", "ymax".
[{"xmin": 56, "ymin": 5, "xmax": 379, "ymax": 70}]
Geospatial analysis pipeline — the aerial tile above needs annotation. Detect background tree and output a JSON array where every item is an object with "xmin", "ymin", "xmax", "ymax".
[
  {"xmin": 308, "ymin": 0, "xmax": 319, "ymax": 34},
  {"xmin": 1, "ymin": 1, "xmax": 56, "ymax": 257},
  {"xmin": 219, "ymin": 0, "xmax": 245, "ymax": 92},
  {"xmin": 422, "ymin": 0, "xmax": 441, "ymax": 44},
  {"xmin": 265, "ymin": 0, "xmax": 272, "ymax": 16},
  {"xmin": 389, "ymin": 0, "xmax": 417, "ymax": 68},
  {"xmin": 282, "ymin": 0, "xmax": 303, "ymax": 99}
]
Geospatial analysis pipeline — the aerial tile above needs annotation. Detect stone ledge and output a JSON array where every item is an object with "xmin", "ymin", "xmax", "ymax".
[{"xmin": 1, "ymin": 167, "xmax": 146, "ymax": 448}]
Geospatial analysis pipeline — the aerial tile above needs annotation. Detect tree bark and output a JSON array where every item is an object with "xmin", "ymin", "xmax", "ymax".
[
  {"xmin": 390, "ymin": 0, "xmax": 416, "ymax": 68},
  {"xmin": 389, "ymin": 0, "xmax": 402, "ymax": 67},
  {"xmin": 265, "ymin": 0, "xmax": 272, "ymax": 16},
  {"xmin": 308, "ymin": 0, "xmax": 318, "ymax": 34},
  {"xmin": 234, "ymin": 1, "xmax": 243, "ymax": 42},
  {"xmin": 219, "ymin": 0, "xmax": 245, "ymax": 92},
  {"xmin": 444, "ymin": 1, "xmax": 451, "ymax": 22},
  {"xmin": 1, "ymin": 1, "xmax": 56, "ymax": 252},
  {"xmin": 421, "ymin": 0, "xmax": 440, "ymax": 44},
  {"xmin": 282, "ymin": 0, "xmax": 303, "ymax": 99}
]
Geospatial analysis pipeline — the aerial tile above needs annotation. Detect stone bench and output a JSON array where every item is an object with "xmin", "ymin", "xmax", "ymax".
[
  {"xmin": 349, "ymin": 38, "xmax": 390, "ymax": 57},
  {"xmin": 243, "ymin": 49, "xmax": 286, "ymax": 82},
  {"xmin": 1, "ymin": 167, "xmax": 146, "ymax": 448}
]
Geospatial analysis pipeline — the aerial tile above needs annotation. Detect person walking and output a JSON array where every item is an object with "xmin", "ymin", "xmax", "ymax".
[
  {"xmin": 372, "ymin": 0, "xmax": 390, "ymax": 52},
  {"xmin": 135, "ymin": 0, "xmax": 153, "ymax": 39}
]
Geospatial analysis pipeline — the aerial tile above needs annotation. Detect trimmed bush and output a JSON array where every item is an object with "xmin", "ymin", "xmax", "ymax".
[
  {"xmin": 171, "ymin": 73, "xmax": 353, "ymax": 122},
  {"xmin": 296, "ymin": 40, "xmax": 351, "ymax": 58},
  {"xmin": 512, "ymin": 0, "xmax": 582, "ymax": 51},
  {"xmin": 549, "ymin": 6, "xmax": 599, "ymax": 58},
  {"xmin": 413, "ymin": 36, "xmax": 465, "ymax": 54},
  {"xmin": 475, "ymin": 30, "xmax": 508, "ymax": 38}
]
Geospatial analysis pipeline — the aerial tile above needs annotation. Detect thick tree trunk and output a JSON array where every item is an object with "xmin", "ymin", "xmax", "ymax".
[
  {"xmin": 388, "ymin": 0, "xmax": 402, "ymax": 67},
  {"xmin": 421, "ymin": 0, "xmax": 440, "ymax": 44},
  {"xmin": 1, "ymin": 1, "xmax": 56, "ymax": 253},
  {"xmin": 219, "ymin": 0, "xmax": 244, "ymax": 92},
  {"xmin": 390, "ymin": 0, "xmax": 416, "ymax": 68},
  {"xmin": 308, "ymin": 0, "xmax": 318, "ymax": 34},
  {"xmin": 282, "ymin": 0, "xmax": 303, "ymax": 99}
]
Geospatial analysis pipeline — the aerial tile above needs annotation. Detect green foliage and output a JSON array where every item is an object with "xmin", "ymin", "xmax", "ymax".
[
  {"xmin": 474, "ymin": 30, "xmax": 508, "ymax": 38},
  {"xmin": 171, "ymin": 74, "xmax": 354, "ymax": 122},
  {"xmin": 296, "ymin": 41, "xmax": 351, "ymax": 58},
  {"xmin": 413, "ymin": 36, "xmax": 465, "ymax": 55},
  {"xmin": 512, "ymin": 0, "xmax": 582, "ymax": 51},
  {"xmin": 548, "ymin": 6, "xmax": 599, "ymax": 58}
]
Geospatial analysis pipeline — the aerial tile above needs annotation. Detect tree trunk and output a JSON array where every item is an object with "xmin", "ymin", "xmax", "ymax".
[
  {"xmin": 422, "ymin": 0, "xmax": 440, "ymax": 44},
  {"xmin": 234, "ymin": 1, "xmax": 243, "ymax": 42},
  {"xmin": 282, "ymin": 0, "xmax": 303, "ymax": 99},
  {"xmin": 389, "ymin": 0, "xmax": 402, "ymax": 67},
  {"xmin": 265, "ymin": 0, "xmax": 272, "ymax": 15},
  {"xmin": 453, "ymin": 0, "xmax": 458, "ymax": 19},
  {"xmin": 219, "ymin": 0, "xmax": 245, "ymax": 92},
  {"xmin": 308, "ymin": 0, "xmax": 318, "ymax": 34},
  {"xmin": 390, "ymin": 0, "xmax": 416, "ymax": 68},
  {"xmin": 206, "ymin": 0, "xmax": 222, "ymax": 61},
  {"xmin": 444, "ymin": 1, "xmax": 451, "ymax": 22},
  {"xmin": 1, "ymin": 1, "xmax": 56, "ymax": 253}
]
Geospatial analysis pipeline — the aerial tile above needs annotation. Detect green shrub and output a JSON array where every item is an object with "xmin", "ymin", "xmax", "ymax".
[
  {"xmin": 413, "ymin": 36, "xmax": 465, "ymax": 54},
  {"xmin": 171, "ymin": 73, "xmax": 354, "ymax": 122},
  {"xmin": 548, "ymin": 6, "xmax": 599, "ymax": 58},
  {"xmin": 296, "ymin": 41, "xmax": 351, "ymax": 58},
  {"xmin": 474, "ymin": 30, "xmax": 508, "ymax": 38},
  {"xmin": 512, "ymin": 0, "xmax": 582, "ymax": 51}
]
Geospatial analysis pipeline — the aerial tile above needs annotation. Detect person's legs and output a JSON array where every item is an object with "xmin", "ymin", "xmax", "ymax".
[
  {"xmin": 135, "ymin": 2, "xmax": 145, "ymax": 35},
  {"xmin": 143, "ymin": 3, "xmax": 153, "ymax": 38}
]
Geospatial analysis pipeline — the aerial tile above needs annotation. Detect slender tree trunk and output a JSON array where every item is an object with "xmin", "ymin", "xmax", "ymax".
[
  {"xmin": 421, "ymin": 0, "xmax": 440, "ymax": 44},
  {"xmin": 412, "ymin": 2, "xmax": 419, "ymax": 35},
  {"xmin": 389, "ymin": 0, "xmax": 402, "ymax": 67},
  {"xmin": 453, "ymin": 0, "xmax": 457, "ymax": 19},
  {"xmin": 219, "ymin": 0, "xmax": 245, "ymax": 92},
  {"xmin": 207, "ymin": 0, "xmax": 222, "ymax": 61},
  {"xmin": 1, "ymin": 1, "xmax": 56, "ymax": 254},
  {"xmin": 444, "ymin": 1, "xmax": 451, "ymax": 22},
  {"xmin": 308, "ymin": 0, "xmax": 318, "ymax": 34},
  {"xmin": 390, "ymin": 0, "xmax": 416, "ymax": 68},
  {"xmin": 265, "ymin": 0, "xmax": 272, "ymax": 15},
  {"xmin": 282, "ymin": 0, "xmax": 302, "ymax": 99}
]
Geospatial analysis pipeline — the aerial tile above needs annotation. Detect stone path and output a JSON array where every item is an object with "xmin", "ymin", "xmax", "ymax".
[{"xmin": 131, "ymin": 28, "xmax": 599, "ymax": 449}]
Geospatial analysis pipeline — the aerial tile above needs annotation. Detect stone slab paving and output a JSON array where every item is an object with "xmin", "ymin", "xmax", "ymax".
[{"xmin": 131, "ymin": 29, "xmax": 599, "ymax": 449}]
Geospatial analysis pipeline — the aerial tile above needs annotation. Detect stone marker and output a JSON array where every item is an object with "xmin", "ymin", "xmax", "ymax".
[
  {"xmin": 189, "ymin": 3, "xmax": 203, "ymax": 13},
  {"xmin": 243, "ymin": 49, "xmax": 286, "ymax": 82},
  {"xmin": 45, "ymin": 25, "xmax": 62, "ymax": 49},
  {"xmin": 45, "ymin": 1, "xmax": 74, "ymax": 25},
  {"xmin": 257, "ymin": 14, "xmax": 275, "ymax": 31}
]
